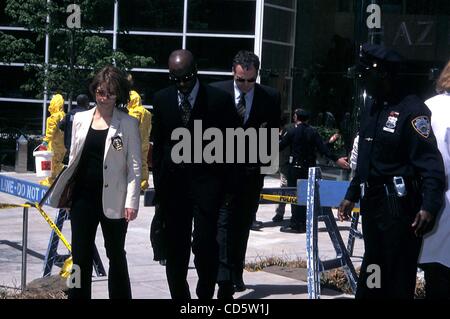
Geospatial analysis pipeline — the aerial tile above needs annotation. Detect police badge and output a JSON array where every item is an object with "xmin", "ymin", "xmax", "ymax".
[
  {"xmin": 411, "ymin": 116, "xmax": 430, "ymax": 138},
  {"xmin": 383, "ymin": 111, "xmax": 399, "ymax": 133},
  {"xmin": 111, "ymin": 136, "xmax": 123, "ymax": 151}
]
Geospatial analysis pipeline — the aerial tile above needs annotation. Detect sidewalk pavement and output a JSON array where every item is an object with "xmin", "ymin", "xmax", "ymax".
[{"xmin": 0, "ymin": 171, "xmax": 362, "ymax": 299}]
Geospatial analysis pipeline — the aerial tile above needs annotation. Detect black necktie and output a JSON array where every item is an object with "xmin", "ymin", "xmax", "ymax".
[
  {"xmin": 180, "ymin": 93, "xmax": 191, "ymax": 126},
  {"xmin": 237, "ymin": 93, "xmax": 246, "ymax": 122}
]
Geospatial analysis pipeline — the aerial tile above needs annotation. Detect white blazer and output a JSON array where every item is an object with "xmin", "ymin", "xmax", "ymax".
[
  {"xmin": 49, "ymin": 107, "xmax": 142, "ymax": 219},
  {"xmin": 419, "ymin": 93, "xmax": 450, "ymax": 267}
]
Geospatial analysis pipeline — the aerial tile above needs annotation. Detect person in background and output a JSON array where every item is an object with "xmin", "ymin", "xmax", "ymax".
[
  {"xmin": 272, "ymin": 114, "xmax": 294, "ymax": 222},
  {"xmin": 58, "ymin": 94, "xmax": 90, "ymax": 165},
  {"xmin": 127, "ymin": 90, "xmax": 152, "ymax": 190},
  {"xmin": 419, "ymin": 59, "xmax": 450, "ymax": 299},
  {"xmin": 279, "ymin": 108, "xmax": 349, "ymax": 233},
  {"xmin": 39, "ymin": 93, "xmax": 66, "ymax": 186},
  {"xmin": 48, "ymin": 65, "xmax": 142, "ymax": 299}
]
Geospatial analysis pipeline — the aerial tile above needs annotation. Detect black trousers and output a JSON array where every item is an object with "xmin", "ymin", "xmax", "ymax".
[
  {"xmin": 163, "ymin": 175, "xmax": 223, "ymax": 300},
  {"xmin": 356, "ymin": 185, "xmax": 422, "ymax": 299},
  {"xmin": 287, "ymin": 166, "xmax": 308, "ymax": 227},
  {"xmin": 223, "ymin": 168, "xmax": 264, "ymax": 283},
  {"xmin": 69, "ymin": 190, "xmax": 131, "ymax": 299},
  {"xmin": 422, "ymin": 262, "xmax": 450, "ymax": 299}
]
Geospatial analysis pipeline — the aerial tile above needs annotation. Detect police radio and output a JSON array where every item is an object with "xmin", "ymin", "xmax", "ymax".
[{"xmin": 393, "ymin": 176, "xmax": 407, "ymax": 197}]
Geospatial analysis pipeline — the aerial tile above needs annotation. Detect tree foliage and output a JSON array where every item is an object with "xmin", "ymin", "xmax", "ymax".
[{"xmin": 1, "ymin": 0, "xmax": 154, "ymax": 99}]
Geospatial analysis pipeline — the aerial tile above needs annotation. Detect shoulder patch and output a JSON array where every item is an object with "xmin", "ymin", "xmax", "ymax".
[{"xmin": 411, "ymin": 116, "xmax": 430, "ymax": 138}]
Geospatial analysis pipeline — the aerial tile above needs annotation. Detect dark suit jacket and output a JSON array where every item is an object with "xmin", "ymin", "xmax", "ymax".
[
  {"xmin": 210, "ymin": 80, "xmax": 280, "ymax": 130},
  {"xmin": 210, "ymin": 80, "xmax": 281, "ymax": 167},
  {"xmin": 151, "ymin": 82, "xmax": 240, "ymax": 205}
]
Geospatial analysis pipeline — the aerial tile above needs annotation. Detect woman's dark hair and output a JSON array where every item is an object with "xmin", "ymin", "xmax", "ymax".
[{"xmin": 89, "ymin": 65, "xmax": 131, "ymax": 108}]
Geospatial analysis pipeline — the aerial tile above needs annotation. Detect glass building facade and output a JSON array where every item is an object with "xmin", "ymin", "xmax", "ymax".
[
  {"xmin": 0, "ymin": 0, "xmax": 297, "ymax": 134},
  {"xmin": 293, "ymin": 0, "xmax": 450, "ymax": 147},
  {"xmin": 0, "ymin": 0, "xmax": 449, "ymax": 140}
]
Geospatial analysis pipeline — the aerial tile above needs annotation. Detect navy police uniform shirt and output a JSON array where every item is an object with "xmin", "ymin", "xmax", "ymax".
[{"xmin": 345, "ymin": 94, "xmax": 445, "ymax": 216}]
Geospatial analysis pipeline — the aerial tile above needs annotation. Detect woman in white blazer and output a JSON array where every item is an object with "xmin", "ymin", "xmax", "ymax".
[
  {"xmin": 419, "ymin": 60, "xmax": 450, "ymax": 299},
  {"xmin": 49, "ymin": 66, "xmax": 141, "ymax": 299}
]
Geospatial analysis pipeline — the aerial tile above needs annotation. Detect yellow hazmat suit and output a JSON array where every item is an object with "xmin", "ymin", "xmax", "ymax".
[
  {"xmin": 127, "ymin": 90, "xmax": 152, "ymax": 190},
  {"xmin": 40, "ymin": 94, "xmax": 66, "ymax": 186}
]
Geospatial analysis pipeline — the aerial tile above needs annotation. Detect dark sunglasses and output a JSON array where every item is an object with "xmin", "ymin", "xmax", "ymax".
[
  {"xmin": 95, "ymin": 88, "xmax": 116, "ymax": 99},
  {"xmin": 169, "ymin": 72, "xmax": 196, "ymax": 83},
  {"xmin": 235, "ymin": 77, "xmax": 257, "ymax": 83}
]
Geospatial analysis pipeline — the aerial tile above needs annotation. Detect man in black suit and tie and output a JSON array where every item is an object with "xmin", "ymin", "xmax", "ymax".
[
  {"xmin": 151, "ymin": 49, "xmax": 239, "ymax": 299},
  {"xmin": 211, "ymin": 50, "xmax": 281, "ymax": 293}
]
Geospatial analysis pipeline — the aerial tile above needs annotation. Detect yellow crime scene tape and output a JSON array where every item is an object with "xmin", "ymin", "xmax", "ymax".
[
  {"xmin": 260, "ymin": 193, "xmax": 298, "ymax": 204},
  {"xmin": 0, "ymin": 201, "xmax": 73, "ymax": 278},
  {"xmin": 0, "ymin": 203, "xmax": 32, "ymax": 209},
  {"xmin": 259, "ymin": 194, "xmax": 360, "ymax": 213},
  {"xmin": 32, "ymin": 203, "xmax": 73, "ymax": 278}
]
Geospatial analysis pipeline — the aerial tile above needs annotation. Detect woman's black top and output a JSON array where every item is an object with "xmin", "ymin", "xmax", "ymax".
[{"xmin": 74, "ymin": 126, "xmax": 109, "ymax": 196}]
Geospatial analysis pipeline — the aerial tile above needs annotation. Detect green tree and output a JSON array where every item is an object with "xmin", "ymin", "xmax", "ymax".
[{"xmin": 0, "ymin": 0, "xmax": 154, "ymax": 105}]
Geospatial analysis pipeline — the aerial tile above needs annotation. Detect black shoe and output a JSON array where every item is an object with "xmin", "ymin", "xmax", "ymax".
[
  {"xmin": 233, "ymin": 278, "xmax": 246, "ymax": 292},
  {"xmin": 272, "ymin": 214, "xmax": 284, "ymax": 222},
  {"xmin": 250, "ymin": 220, "xmax": 264, "ymax": 230},
  {"xmin": 217, "ymin": 281, "xmax": 234, "ymax": 300},
  {"xmin": 280, "ymin": 225, "xmax": 305, "ymax": 233}
]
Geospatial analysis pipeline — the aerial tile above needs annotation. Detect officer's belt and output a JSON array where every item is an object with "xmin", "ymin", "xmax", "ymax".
[{"xmin": 363, "ymin": 176, "xmax": 416, "ymax": 189}]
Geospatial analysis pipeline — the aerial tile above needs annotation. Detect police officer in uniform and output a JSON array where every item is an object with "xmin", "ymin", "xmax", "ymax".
[
  {"xmin": 338, "ymin": 43, "xmax": 446, "ymax": 299},
  {"xmin": 280, "ymin": 108, "xmax": 349, "ymax": 233}
]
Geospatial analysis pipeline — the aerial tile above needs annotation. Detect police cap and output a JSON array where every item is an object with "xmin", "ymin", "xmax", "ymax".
[{"xmin": 358, "ymin": 43, "xmax": 403, "ymax": 73}]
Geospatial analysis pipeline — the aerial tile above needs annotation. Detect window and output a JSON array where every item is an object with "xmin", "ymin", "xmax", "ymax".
[
  {"xmin": 118, "ymin": 35, "xmax": 182, "ymax": 68},
  {"xmin": 188, "ymin": 0, "xmax": 256, "ymax": 34},
  {"xmin": 128, "ymin": 71, "xmax": 171, "ymax": 104},
  {"xmin": 187, "ymin": 37, "xmax": 254, "ymax": 71},
  {"xmin": 0, "ymin": 30, "xmax": 44, "ymax": 63},
  {"xmin": 0, "ymin": 101, "xmax": 43, "ymax": 133},
  {"xmin": 120, "ymin": 0, "xmax": 183, "ymax": 32},
  {"xmin": 197, "ymin": 73, "xmax": 231, "ymax": 85},
  {"xmin": 0, "ymin": 66, "xmax": 40, "ymax": 99},
  {"xmin": 263, "ymin": 6, "xmax": 295, "ymax": 43}
]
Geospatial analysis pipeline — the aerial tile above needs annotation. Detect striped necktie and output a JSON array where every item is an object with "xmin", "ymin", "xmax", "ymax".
[{"xmin": 237, "ymin": 92, "xmax": 246, "ymax": 122}]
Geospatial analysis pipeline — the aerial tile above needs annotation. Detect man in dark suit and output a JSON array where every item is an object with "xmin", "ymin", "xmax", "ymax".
[
  {"xmin": 211, "ymin": 50, "xmax": 281, "ymax": 292},
  {"xmin": 151, "ymin": 50, "xmax": 239, "ymax": 299}
]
